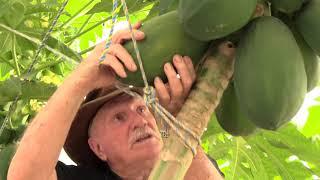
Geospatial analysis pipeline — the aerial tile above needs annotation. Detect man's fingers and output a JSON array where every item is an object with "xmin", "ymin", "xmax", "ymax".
[
  {"xmin": 111, "ymin": 29, "xmax": 145, "ymax": 44},
  {"xmin": 183, "ymin": 56, "xmax": 196, "ymax": 81},
  {"xmin": 108, "ymin": 44, "xmax": 137, "ymax": 72},
  {"xmin": 133, "ymin": 21, "xmax": 142, "ymax": 29},
  {"xmin": 164, "ymin": 62, "xmax": 184, "ymax": 103},
  {"xmin": 154, "ymin": 77, "xmax": 170, "ymax": 106},
  {"xmin": 173, "ymin": 55, "xmax": 193, "ymax": 94},
  {"xmin": 100, "ymin": 54, "xmax": 127, "ymax": 78}
]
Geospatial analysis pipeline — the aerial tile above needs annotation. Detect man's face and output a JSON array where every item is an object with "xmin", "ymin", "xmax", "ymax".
[{"xmin": 88, "ymin": 94, "xmax": 163, "ymax": 168}]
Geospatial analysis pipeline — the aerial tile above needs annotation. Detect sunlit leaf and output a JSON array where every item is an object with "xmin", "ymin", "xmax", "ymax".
[
  {"xmin": 0, "ymin": 63, "xmax": 12, "ymax": 81},
  {"xmin": 302, "ymin": 105, "xmax": 320, "ymax": 137}
]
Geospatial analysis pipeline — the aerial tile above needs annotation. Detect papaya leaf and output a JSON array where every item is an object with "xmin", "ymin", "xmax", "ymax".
[
  {"xmin": 45, "ymin": 36, "xmax": 82, "ymax": 61},
  {"xmin": 144, "ymin": 0, "xmax": 179, "ymax": 20},
  {"xmin": 86, "ymin": 0, "xmax": 113, "ymax": 14},
  {"xmin": 301, "ymin": 104, "xmax": 320, "ymax": 137},
  {"xmin": 158, "ymin": 0, "xmax": 175, "ymax": 15},
  {"xmin": 0, "ymin": 0, "xmax": 15, "ymax": 18},
  {"xmin": 25, "ymin": 4, "xmax": 57, "ymax": 14},
  {"xmin": 201, "ymin": 114, "xmax": 225, "ymax": 140},
  {"xmin": 0, "ymin": 77, "xmax": 57, "ymax": 104},
  {"xmin": 144, "ymin": 2, "xmax": 161, "ymax": 21},
  {"xmin": 0, "ymin": 32, "xmax": 12, "ymax": 54},
  {"xmin": 4, "ymin": 2, "xmax": 25, "ymax": 28},
  {"xmin": 0, "ymin": 143, "xmax": 17, "ymax": 180},
  {"xmin": 86, "ymin": 0, "xmax": 155, "ymax": 15},
  {"xmin": 0, "ymin": 63, "xmax": 12, "ymax": 81},
  {"xmin": 248, "ymin": 135, "xmax": 313, "ymax": 179},
  {"xmin": 263, "ymin": 124, "xmax": 320, "ymax": 165},
  {"xmin": 206, "ymin": 134, "xmax": 267, "ymax": 179},
  {"xmin": 0, "ymin": 78, "xmax": 21, "ymax": 104},
  {"xmin": 21, "ymin": 80, "xmax": 57, "ymax": 101}
]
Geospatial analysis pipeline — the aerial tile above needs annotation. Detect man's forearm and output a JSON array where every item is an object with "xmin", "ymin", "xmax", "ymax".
[
  {"xmin": 185, "ymin": 147, "xmax": 224, "ymax": 180},
  {"xmin": 7, "ymin": 75, "xmax": 91, "ymax": 180}
]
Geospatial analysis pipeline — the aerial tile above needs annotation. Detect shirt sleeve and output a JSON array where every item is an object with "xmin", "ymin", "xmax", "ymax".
[{"xmin": 55, "ymin": 161, "xmax": 107, "ymax": 180}]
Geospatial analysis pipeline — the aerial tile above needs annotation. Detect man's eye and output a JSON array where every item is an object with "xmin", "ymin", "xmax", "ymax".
[
  {"xmin": 114, "ymin": 113, "xmax": 126, "ymax": 122},
  {"xmin": 137, "ymin": 105, "xmax": 147, "ymax": 114}
]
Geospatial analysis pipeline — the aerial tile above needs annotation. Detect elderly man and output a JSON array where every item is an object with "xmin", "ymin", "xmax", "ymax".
[{"xmin": 7, "ymin": 23, "xmax": 223, "ymax": 180}]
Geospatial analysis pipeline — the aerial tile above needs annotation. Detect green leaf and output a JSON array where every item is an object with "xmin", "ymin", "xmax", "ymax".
[
  {"xmin": 21, "ymin": 80, "xmax": 57, "ymax": 101},
  {"xmin": 0, "ymin": 32, "xmax": 12, "ymax": 54},
  {"xmin": 248, "ymin": 135, "xmax": 313, "ymax": 179},
  {"xmin": 86, "ymin": 0, "xmax": 112, "ymax": 14},
  {"xmin": 0, "ymin": 63, "xmax": 12, "ymax": 81},
  {"xmin": 158, "ymin": 0, "xmax": 175, "ymax": 15},
  {"xmin": 0, "ymin": 0, "xmax": 15, "ymax": 18},
  {"xmin": 0, "ymin": 143, "xmax": 17, "ymax": 180},
  {"xmin": 202, "ymin": 114, "xmax": 225, "ymax": 140},
  {"xmin": 263, "ymin": 124, "xmax": 320, "ymax": 166},
  {"xmin": 46, "ymin": 36, "xmax": 82, "ymax": 61},
  {"xmin": 0, "ymin": 128, "xmax": 13, "ymax": 145},
  {"xmin": 302, "ymin": 104, "xmax": 320, "ymax": 137},
  {"xmin": 0, "ymin": 77, "xmax": 57, "ymax": 104},
  {"xmin": 4, "ymin": 2, "xmax": 25, "ymax": 28},
  {"xmin": 144, "ymin": 0, "xmax": 179, "ymax": 20},
  {"xmin": 0, "ymin": 77, "xmax": 21, "ymax": 104},
  {"xmin": 87, "ymin": 0, "xmax": 155, "ymax": 15}
]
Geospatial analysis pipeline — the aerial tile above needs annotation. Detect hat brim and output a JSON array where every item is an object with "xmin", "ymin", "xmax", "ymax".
[{"xmin": 64, "ymin": 86, "xmax": 143, "ymax": 167}]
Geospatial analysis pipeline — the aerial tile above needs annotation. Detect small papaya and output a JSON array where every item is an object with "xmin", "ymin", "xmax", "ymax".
[
  {"xmin": 178, "ymin": 0, "xmax": 257, "ymax": 41},
  {"xmin": 296, "ymin": 0, "xmax": 320, "ymax": 55},
  {"xmin": 269, "ymin": 0, "xmax": 304, "ymax": 13},
  {"xmin": 216, "ymin": 83, "xmax": 257, "ymax": 136}
]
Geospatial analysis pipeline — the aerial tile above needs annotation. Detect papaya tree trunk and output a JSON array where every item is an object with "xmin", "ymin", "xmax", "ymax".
[{"xmin": 149, "ymin": 41, "xmax": 236, "ymax": 180}]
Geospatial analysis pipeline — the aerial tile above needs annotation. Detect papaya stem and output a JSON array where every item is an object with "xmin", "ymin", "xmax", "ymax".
[{"xmin": 149, "ymin": 41, "xmax": 236, "ymax": 180}]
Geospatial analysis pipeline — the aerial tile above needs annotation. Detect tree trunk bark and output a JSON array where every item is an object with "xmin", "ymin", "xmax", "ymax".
[{"xmin": 149, "ymin": 41, "xmax": 236, "ymax": 180}]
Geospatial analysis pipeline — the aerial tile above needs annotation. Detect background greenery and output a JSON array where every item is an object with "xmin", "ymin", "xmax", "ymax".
[{"xmin": 0, "ymin": 0, "xmax": 319, "ymax": 179}]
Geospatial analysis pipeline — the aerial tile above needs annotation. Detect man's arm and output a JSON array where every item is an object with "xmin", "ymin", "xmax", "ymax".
[
  {"xmin": 7, "ymin": 24, "xmax": 145, "ymax": 180},
  {"xmin": 7, "ymin": 71, "xmax": 109, "ymax": 180},
  {"xmin": 185, "ymin": 147, "xmax": 224, "ymax": 180}
]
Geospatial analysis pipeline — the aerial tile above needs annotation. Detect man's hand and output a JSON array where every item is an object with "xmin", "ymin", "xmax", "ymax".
[
  {"xmin": 154, "ymin": 55, "xmax": 196, "ymax": 116},
  {"xmin": 70, "ymin": 22, "xmax": 145, "ymax": 92}
]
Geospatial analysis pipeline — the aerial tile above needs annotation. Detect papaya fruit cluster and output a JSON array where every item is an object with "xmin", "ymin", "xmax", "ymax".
[
  {"xmin": 182, "ymin": 0, "xmax": 319, "ymax": 135},
  {"xmin": 123, "ymin": 0, "xmax": 320, "ymax": 136},
  {"xmin": 217, "ymin": 0, "xmax": 319, "ymax": 135}
]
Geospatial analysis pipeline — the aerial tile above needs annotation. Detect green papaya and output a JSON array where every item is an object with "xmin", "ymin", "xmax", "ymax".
[
  {"xmin": 178, "ymin": 0, "xmax": 257, "ymax": 41},
  {"xmin": 122, "ymin": 11, "xmax": 210, "ymax": 87},
  {"xmin": 269, "ymin": 0, "xmax": 304, "ymax": 13},
  {"xmin": 296, "ymin": 0, "xmax": 320, "ymax": 56},
  {"xmin": 293, "ymin": 27, "xmax": 320, "ymax": 92},
  {"xmin": 216, "ymin": 83, "xmax": 257, "ymax": 136},
  {"xmin": 0, "ymin": 144, "xmax": 17, "ymax": 180},
  {"xmin": 234, "ymin": 16, "xmax": 307, "ymax": 130},
  {"xmin": 277, "ymin": 13, "xmax": 320, "ymax": 92}
]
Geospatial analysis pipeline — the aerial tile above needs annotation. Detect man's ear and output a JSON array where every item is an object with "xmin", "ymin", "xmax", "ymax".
[{"xmin": 88, "ymin": 138, "xmax": 108, "ymax": 161}]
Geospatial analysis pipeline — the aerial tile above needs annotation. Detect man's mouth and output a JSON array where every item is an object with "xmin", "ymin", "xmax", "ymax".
[
  {"xmin": 135, "ymin": 133, "xmax": 153, "ymax": 144},
  {"xmin": 130, "ymin": 128, "xmax": 160, "ymax": 146}
]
